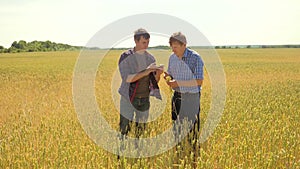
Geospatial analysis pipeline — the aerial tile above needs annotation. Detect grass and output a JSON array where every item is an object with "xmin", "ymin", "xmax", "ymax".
[{"xmin": 0, "ymin": 48, "xmax": 299, "ymax": 168}]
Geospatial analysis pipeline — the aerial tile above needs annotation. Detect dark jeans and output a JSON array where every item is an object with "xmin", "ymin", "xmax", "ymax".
[
  {"xmin": 119, "ymin": 96, "xmax": 149, "ymax": 138},
  {"xmin": 172, "ymin": 91, "xmax": 201, "ymax": 143},
  {"xmin": 131, "ymin": 97, "xmax": 150, "ymax": 112}
]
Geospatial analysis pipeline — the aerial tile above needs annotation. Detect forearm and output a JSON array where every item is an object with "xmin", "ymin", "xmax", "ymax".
[
  {"xmin": 126, "ymin": 70, "xmax": 149, "ymax": 83},
  {"xmin": 175, "ymin": 79, "xmax": 203, "ymax": 87},
  {"xmin": 155, "ymin": 72, "xmax": 161, "ymax": 82}
]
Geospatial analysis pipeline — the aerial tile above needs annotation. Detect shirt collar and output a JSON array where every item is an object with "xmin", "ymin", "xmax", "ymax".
[
  {"xmin": 182, "ymin": 48, "xmax": 188, "ymax": 58},
  {"xmin": 133, "ymin": 47, "xmax": 149, "ymax": 55}
]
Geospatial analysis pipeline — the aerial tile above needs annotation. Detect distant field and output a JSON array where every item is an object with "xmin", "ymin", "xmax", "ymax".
[{"xmin": 0, "ymin": 49, "xmax": 299, "ymax": 168}]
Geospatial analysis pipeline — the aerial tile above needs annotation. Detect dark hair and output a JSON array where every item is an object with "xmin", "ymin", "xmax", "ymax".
[
  {"xmin": 169, "ymin": 32, "xmax": 187, "ymax": 46},
  {"xmin": 134, "ymin": 28, "xmax": 150, "ymax": 41}
]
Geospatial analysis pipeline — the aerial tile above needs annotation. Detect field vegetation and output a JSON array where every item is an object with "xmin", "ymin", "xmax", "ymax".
[{"xmin": 0, "ymin": 48, "xmax": 299, "ymax": 168}]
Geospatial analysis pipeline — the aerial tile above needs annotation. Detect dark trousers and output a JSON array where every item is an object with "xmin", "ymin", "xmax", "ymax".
[
  {"xmin": 119, "ymin": 96, "xmax": 149, "ymax": 138},
  {"xmin": 172, "ymin": 91, "xmax": 201, "ymax": 143}
]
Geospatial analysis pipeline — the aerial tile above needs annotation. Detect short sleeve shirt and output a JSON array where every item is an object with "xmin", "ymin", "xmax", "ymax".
[{"xmin": 167, "ymin": 48, "xmax": 204, "ymax": 93}]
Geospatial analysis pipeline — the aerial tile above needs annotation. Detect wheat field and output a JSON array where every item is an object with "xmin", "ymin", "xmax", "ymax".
[{"xmin": 0, "ymin": 48, "xmax": 299, "ymax": 168}]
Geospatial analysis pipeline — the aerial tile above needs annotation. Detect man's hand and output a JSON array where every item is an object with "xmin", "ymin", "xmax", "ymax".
[
  {"xmin": 163, "ymin": 72, "xmax": 171, "ymax": 80},
  {"xmin": 166, "ymin": 79, "xmax": 178, "ymax": 88},
  {"xmin": 144, "ymin": 67, "xmax": 157, "ymax": 75},
  {"xmin": 156, "ymin": 65, "xmax": 164, "ymax": 76},
  {"xmin": 147, "ymin": 62, "xmax": 158, "ymax": 69},
  {"xmin": 126, "ymin": 63, "xmax": 158, "ymax": 83},
  {"xmin": 145, "ymin": 63, "xmax": 159, "ymax": 75}
]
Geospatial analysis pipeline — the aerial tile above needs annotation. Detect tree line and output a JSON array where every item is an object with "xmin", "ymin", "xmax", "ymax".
[
  {"xmin": 215, "ymin": 44, "xmax": 300, "ymax": 49},
  {"xmin": 1, "ymin": 40, "xmax": 299, "ymax": 53},
  {"xmin": 0, "ymin": 40, "xmax": 86, "ymax": 53}
]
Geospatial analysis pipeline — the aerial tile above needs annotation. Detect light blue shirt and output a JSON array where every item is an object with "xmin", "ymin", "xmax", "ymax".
[{"xmin": 167, "ymin": 48, "xmax": 204, "ymax": 93}]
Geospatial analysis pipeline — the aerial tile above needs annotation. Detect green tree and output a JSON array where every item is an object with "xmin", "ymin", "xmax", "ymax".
[
  {"xmin": 18, "ymin": 40, "xmax": 27, "ymax": 50},
  {"xmin": 11, "ymin": 41, "xmax": 19, "ymax": 48}
]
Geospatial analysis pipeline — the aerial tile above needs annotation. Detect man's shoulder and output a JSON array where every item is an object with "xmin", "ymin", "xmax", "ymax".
[
  {"xmin": 185, "ymin": 48, "xmax": 204, "ymax": 65},
  {"xmin": 145, "ymin": 51, "xmax": 155, "ymax": 61},
  {"xmin": 186, "ymin": 48, "xmax": 200, "ymax": 57},
  {"xmin": 121, "ymin": 49, "xmax": 134, "ymax": 57},
  {"xmin": 119, "ymin": 49, "xmax": 134, "ymax": 64}
]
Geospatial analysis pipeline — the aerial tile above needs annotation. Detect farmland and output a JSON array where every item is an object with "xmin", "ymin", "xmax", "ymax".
[{"xmin": 0, "ymin": 48, "xmax": 299, "ymax": 168}]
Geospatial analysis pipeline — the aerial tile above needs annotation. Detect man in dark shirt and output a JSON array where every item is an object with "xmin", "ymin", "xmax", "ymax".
[{"xmin": 118, "ymin": 28, "xmax": 163, "ymax": 139}]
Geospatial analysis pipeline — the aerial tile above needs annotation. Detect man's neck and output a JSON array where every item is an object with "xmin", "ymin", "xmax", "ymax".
[
  {"xmin": 177, "ymin": 48, "xmax": 186, "ymax": 59},
  {"xmin": 177, "ymin": 52, "xmax": 184, "ymax": 59},
  {"xmin": 134, "ymin": 47, "xmax": 146, "ymax": 54}
]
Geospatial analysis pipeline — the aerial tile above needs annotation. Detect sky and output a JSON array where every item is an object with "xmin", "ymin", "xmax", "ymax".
[{"xmin": 1, "ymin": 0, "xmax": 300, "ymax": 48}]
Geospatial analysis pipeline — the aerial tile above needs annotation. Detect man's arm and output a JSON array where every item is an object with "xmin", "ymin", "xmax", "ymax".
[
  {"xmin": 126, "ymin": 63, "xmax": 161, "ymax": 83},
  {"xmin": 126, "ymin": 68, "xmax": 156, "ymax": 83},
  {"xmin": 154, "ymin": 69, "xmax": 163, "ymax": 82},
  {"xmin": 167, "ymin": 52, "xmax": 204, "ymax": 88},
  {"xmin": 167, "ymin": 79, "xmax": 203, "ymax": 88}
]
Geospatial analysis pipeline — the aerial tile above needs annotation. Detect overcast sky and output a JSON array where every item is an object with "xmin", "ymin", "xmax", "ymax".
[{"xmin": 1, "ymin": 0, "xmax": 299, "ymax": 48}]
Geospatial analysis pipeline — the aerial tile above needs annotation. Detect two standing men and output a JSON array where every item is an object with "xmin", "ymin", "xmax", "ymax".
[{"xmin": 118, "ymin": 29, "xmax": 204, "ymax": 145}]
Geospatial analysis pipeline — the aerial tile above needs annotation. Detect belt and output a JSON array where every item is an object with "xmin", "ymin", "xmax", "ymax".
[
  {"xmin": 134, "ymin": 96, "xmax": 149, "ymax": 99},
  {"xmin": 174, "ymin": 91, "xmax": 200, "ymax": 96}
]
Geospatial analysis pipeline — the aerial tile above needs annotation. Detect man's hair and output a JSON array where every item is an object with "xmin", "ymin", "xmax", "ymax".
[
  {"xmin": 134, "ymin": 28, "xmax": 150, "ymax": 41},
  {"xmin": 169, "ymin": 32, "xmax": 187, "ymax": 46}
]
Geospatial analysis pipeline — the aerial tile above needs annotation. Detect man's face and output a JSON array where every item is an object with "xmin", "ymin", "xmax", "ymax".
[
  {"xmin": 171, "ymin": 41, "xmax": 186, "ymax": 57},
  {"xmin": 135, "ymin": 36, "xmax": 149, "ymax": 52}
]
